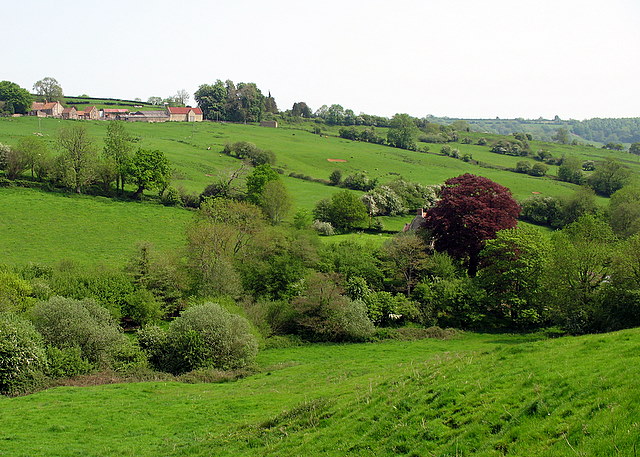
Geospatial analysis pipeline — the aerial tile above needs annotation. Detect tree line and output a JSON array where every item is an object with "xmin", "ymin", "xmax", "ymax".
[{"xmin": 0, "ymin": 122, "xmax": 171, "ymax": 199}]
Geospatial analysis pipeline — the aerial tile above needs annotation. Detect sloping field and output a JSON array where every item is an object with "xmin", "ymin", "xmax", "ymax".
[
  {"xmin": 0, "ymin": 116, "xmax": 625, "ymax": 266},
  {"xmin": 1, "ymin": 116, "xmax": 621, "ymax": 203},
  {"xmin": 0, "ymin": 329, "xmax": 638, "ymax": 456},
  {"xmin": 0, "ymin": 187, "xmax": 191, "ymax": 266}
]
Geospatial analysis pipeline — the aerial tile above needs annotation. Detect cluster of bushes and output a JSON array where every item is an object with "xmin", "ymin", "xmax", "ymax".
[
  {"xmin": 221, "ymin": 141, "xmax": 275, "ymax": 166},
  {"xmin": 0, "ymin": 297, "xmax": 257, "ymax": 395},
  {"xmin": 288, "ymin": 172, "xmax": 330, "ymax": 186},
  {"xmin": 360, "ymin": 179, "xmax": 441, "ymax": 218},
  {"xmin": 557, "ymin": 157, "xmax": 631, "ymax": 196},
  {"xmin": 5, "ymin": 175, "xmax": 640, "ymax": 395},
  {"xmin": 328, "ymin": 170, "xmax": 377, "ymax": 191},
  {"xmin": 441, "ymin": 145, "xmax": 472, "ymax": 162},
  {"xmin": 338, "ymin": 127, "xmax": 385, "ymax": 144},
  {"xmin": 514, "ymin": 160, "xmax": 548, "ymax": 176},
  {"xmin": 314, "ymin": 177, "xmax": 442, "ymax": 232},
  {"xmin": 490, "ymin": 139, "xmax": 531, "ymax": 156}
]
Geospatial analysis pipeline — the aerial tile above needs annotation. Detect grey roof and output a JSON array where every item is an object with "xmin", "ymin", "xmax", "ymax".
[{"xmin": 130, "ymin": 111, "xmax": 168, "ymax": 118}]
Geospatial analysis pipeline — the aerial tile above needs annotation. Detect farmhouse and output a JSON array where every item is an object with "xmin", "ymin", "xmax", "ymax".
[
  {"xmin": 61, "ymin": 106, "xmax": 78, "ymax": 120},
  {"xmin": 78, "ymin": 106, "xmax": 99, "ymax": 120},
  {"xmin": 166, "ymin": 106, "xmax": 203, "ymax": 122},
  {"xmin": 30, "ymin": 101, "xmax": 64, "ymax": 118}
]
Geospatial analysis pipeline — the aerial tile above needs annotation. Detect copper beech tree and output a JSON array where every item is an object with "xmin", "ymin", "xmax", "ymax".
[{"xmin": 423, "ymin": 174, "xmax": 520, "ymax": 276}]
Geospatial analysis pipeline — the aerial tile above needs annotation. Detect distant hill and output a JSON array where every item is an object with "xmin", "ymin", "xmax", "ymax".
[{"xmin": 426, "ymin": 116, "xmax": 640, "ymax": 145}]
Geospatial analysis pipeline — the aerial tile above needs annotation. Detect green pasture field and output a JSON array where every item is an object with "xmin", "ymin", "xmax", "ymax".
[
  {"xmin": 0, "ymin": 117, "xmax": 610, "ymax": 203},
  {"xmin": 1, "ymin": 328, "xmax": 638, "ymax": 456},
  {"xmin": 0, "ymin": 187, "xmax": 191, "ymax": 267}
]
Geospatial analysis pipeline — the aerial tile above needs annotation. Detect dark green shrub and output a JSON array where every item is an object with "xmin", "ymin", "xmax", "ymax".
[
  {"xmin": 30, "ymin": 296, "xmax": 128, "ymax": 367},
  {"xmin": 139, "ymin": 303, "xmax": 258, "ymax": 374},
  {"xmin": 520, "ymin": 196, "xmax": 563, "ymax": 227},
  {"xmin": 0, "ymin": 313, "xmax": 47, "ymax": 395},
  {"xmin": 413, "ymin": 277, "xmax": 487, "ymax": 328}
]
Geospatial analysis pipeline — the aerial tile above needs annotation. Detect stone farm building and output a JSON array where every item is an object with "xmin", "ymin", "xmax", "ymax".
[
  {"xmin": 30, "ymin": 101, "xmax": 64, "ymax": 117},
  {"xmin": 78, "ymin": 106, "xmax": 99, "ymax": 120},
  {"xmin": 29, "ymin": 102, "xmax": 203, "ymax": 123},
  {"xmin": 167, "ymin": 107, "xmax": 203, "ymax": 122},
  {"xmin": 62, "ymin": 106, "xmax": 78, "ymax": 120}
]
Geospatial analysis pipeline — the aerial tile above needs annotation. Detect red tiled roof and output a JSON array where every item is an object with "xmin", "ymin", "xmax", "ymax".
[
  {"xmin": 62, "ymin": 107, "xmax": 76, "ymax": 113},
  {"xmin": 167, "ymin": 106, "xmax": 203, "ymax": 115}
]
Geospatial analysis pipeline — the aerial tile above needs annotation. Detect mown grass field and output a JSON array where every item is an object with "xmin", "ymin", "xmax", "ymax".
[
  {"xmin": 0, "ymin": 328, "xmax": 638, "ymax": 456},
  {"xmin": 0, "ymin": 116, "xmax": 630, "ymax": 266}
]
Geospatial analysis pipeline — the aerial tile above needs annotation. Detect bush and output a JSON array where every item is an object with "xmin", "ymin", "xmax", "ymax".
[
  {"xmin": 520, "ymin": 195, "xmax": 563, "ymax": 227},
  {"xmin": 363, "ymin": 291, "xmax": 419, "ymax": 326},
  {"xmin": 0, "ymin": 313, "xmax": 47, "ymax": 395},
  {"xmin": 0, "ymin": 270, "xmax": 34, "ymax": 312},
  {"xmin": 48, "ymin": 268, "xmax": 134, "ymax": 318},
  {"xmin": 312, "ymin": 220, "xmax": 335, "ymax": 236},
  {"xmin": 529, "ymin": 163, "xmax": 548, "ymax": 177},
  {"xmin": 123, "ymin": 288, "xmax": 163, "ymax": 326},
  {"xmin": 45, "ymin": 345, "xmax": 93, "ymax": 379},
  {"xmin": 515, "ymin": 161, "xmax": 532, "ymax": 174},
  {"xmin": 30, "ymin": 296, "xmax": 128, "ymax": 367},
  {"xmin": 342, "ymin": 172, "xmax": 377, "ymax": 191},
  {"xmin": 291, "ymin": 273, "xmax": 374, "ymax": 342},
  {"xmin": 160, "ymin": 186, "xmax": 182, "ymax": 206},
  {"xmin": 139, "ymin": 302, "xmax": 258, "ymax": 375}
]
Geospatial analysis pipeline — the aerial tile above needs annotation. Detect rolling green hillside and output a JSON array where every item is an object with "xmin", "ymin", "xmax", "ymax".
[
  {"xmin": 0, "ymin": 116, "xmax": 635, "ymax": 266},
  {"xmin": 0, "ymin": 329, "xmax": 638, "ymax": 456}
]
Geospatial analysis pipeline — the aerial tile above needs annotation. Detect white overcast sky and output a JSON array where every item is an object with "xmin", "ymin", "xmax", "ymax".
[{"xmin": 4, "ymin": 0, "xmax": 639, "ymax": 120}]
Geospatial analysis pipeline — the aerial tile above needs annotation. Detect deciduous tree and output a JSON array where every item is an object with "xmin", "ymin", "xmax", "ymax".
[
  {"xmin": 587, "ymin": 158, "xmax": 631, "ymax": 197},
  {"xmin": 314, "ymin": 190, "xmax": 368, "ymax": 232},
  {"xmin": 127, "ymin": 148, "xmax": 171, "ymax": 199},
  {"xmin": 477, "ymin": 226, "xmax": 549, "ymax": 328},
  {"xmin": 423, "ymin": 174, "xmax": 520, "ymax": 275},
  {"xmin": 261, "ymin": 180, "xmax": 291, "ymax": 224},
  {"xmin": 33, "ymin": 77, "xmax": 63, "ymax": 102},
  {"xmin": 58, "ymin": 125, "xmax": 97, "ymax": 193},
  {"xmin": 387, "ymin": 113, "xmax": 418, "ymax": 150},
  {"xmin": 103, "ymin": 121, "xmax": 134, "ymax": 191},
  {"xmin": 0, "ymin": 81, "xmax": 33, "ymax": 114}
]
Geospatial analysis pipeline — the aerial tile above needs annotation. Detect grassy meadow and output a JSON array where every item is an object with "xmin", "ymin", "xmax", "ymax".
[
  {"xmin": 0, "ymin": 187, "xmax": 191, "ymax": 266},
  {"xmin": 0, "ymin": 328, "xmax": 638, "ymax": 456}
]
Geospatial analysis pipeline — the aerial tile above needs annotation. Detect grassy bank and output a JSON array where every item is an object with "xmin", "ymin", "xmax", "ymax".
[{"xmin": 0, "ymin": 329, "xmax": 638, "ymax": 456}]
